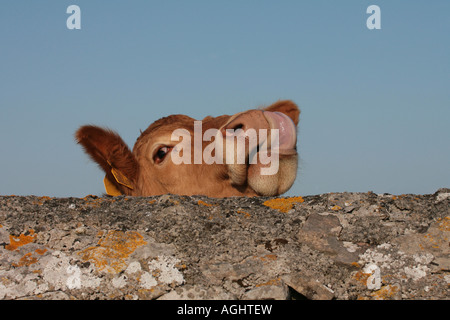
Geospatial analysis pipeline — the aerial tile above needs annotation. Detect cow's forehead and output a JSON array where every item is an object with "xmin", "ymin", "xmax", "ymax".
[
  {"xmin": 135, "ymin": 113, "xmax": 236, "ymax": 143},
  {"xmin": 135, "ymin": 114, "xmax": 193, "ymax": 143}
]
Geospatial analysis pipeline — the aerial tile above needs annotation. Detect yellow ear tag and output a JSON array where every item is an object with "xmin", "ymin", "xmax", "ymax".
[
  {"xmin": 103, "ymin": 176, "xmax": 122, "ymax": 196},
  {"xmin": 110, "ymin": 167, "xmax": 134, "ymax": 190},
  {"xmin": 107, "ymin": 161, "xmax": 133, "ymax": 190}
]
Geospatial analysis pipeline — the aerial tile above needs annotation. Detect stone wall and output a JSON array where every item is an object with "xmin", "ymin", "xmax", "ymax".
[{"xmin": 0, "ymin": 189, "xmax": 449, "ymax": 300}]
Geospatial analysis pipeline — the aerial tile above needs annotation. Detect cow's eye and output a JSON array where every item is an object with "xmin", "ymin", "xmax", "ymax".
[
  {"xmin": 154, "ymin": 146, "xmax": 172, "ymax": 164},
  {"xmin": 232, "ymin": 123, "xmax": 244, "ymax": 131}
]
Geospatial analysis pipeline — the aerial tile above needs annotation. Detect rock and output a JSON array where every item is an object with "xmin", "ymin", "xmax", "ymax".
[
  {"xmin": 242, "ymin": 282, "xmax": 289, "ymax": 300},
  {"xmin": 158, "ymin": 285, "xmax": 235, "ymax": 300},
  {"xmin": 297, "ymin": 213, "xmax": 362, "ymax": 265},
  {"xmin": 0, "ymin": 191, "xmax": 448, "ymax": 300},
  {"xmin": 281, "ymin": 273, "xmax": 334, "ymax": 300}
]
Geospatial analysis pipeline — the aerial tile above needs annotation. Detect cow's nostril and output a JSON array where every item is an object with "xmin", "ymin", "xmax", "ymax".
[{"xmin": 222, "ymin": 123, "xmax": 245, "ymax": 137}]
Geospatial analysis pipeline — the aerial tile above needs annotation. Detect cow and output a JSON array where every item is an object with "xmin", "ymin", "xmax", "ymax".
[{"xmin": 75, "ymin": 100, "xmax": 300, "ymax": 197}]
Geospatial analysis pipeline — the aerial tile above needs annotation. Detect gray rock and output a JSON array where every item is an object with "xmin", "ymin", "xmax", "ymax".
[{"xmin": 0, "ymin": 191, "xmax": 448, "ymax": 300}]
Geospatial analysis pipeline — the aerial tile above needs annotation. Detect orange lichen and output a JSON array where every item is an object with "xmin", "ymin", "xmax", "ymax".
[
  {"xmin": 331, "ymin": 205, "xmax": 342, "ymax": 211},
  {"xmin": 263, "ymin": 196, "xmax": 304, "ymax": 213},
  {"xmin": 437, "ymin": 217, "xmax": 450, "ymax": 232},
  {"xmin": 82, "ymin": 195, "xmax": 98, "ymax": 201},
  {"xmin": 80, "ymin": 196, "xmax": 118, "ymax": 208},
  {"xmin": 236, "ymin": 210, "xmax": 251, "ymax": 218},
  {"xmin": 78, "ymin": 230, "xmax": 147, "ymax": 274},
  {"xmin": 263, "ymin": 254, "xmax": 277, "ymax": 261},
  {"xmin": 198, "ymin": 200, "xmax": 216, "ymax": 207},
  {"xmin": 32, "ymin": 196, "xmax": 54, "ymax": 206},
  {"xmin": 423, "ymin": 233, "xmax": 441, "ymax": 249},
  {"xmin": 35, "ymin": 248, "xmax": 47, "ymax": 255},
  {"xmin": 255, "ymin": 278, "xmax": 281, "ymax": 287},
  {"xmin": 5, "ymin": 230, "xmax": 36, "ymax": 251},
  {"xmin": 370, "ymin": 285, "xmax": 400, "ymax": 300},
  {"xmin": 176, "ymin": 262, "xmax": 187, "ymax": 270},
  {"xmin": 255, "ymin": 254, "xmax": 278, "ymax": 262},
  {"xmin": 353, "ymin": 271, "xmax": 371, "ymax": 286},
  {"xmin": 12, "ymin": 252, "xmax": 38, "ymax": 267},
  {"xmin": 84, "ymin": 197, "xmax": 104, "ymax": 208}
]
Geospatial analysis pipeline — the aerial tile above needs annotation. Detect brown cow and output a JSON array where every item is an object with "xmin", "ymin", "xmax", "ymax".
[{"xmin": 75, "ymin": 100, "xmax": 300, "ymax": 197}]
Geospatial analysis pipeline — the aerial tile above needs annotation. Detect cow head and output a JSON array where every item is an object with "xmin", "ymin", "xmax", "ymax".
[{"xmin": 75, "ymin": 100, "xmax": 300, "ymax": 197}]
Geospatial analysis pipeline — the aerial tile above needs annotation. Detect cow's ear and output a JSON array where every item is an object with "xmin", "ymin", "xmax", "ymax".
[
  {"xmin": 264, "ymin": 100, "xmax": 300, "ymax": 126},
  {"xmin": 75, "ymin": 125, "xmax": 139, "ymax": 195}
]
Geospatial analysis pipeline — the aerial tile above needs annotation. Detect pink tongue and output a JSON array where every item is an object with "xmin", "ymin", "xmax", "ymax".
[{"xmin": 263, "ymin": 111, "xmax": 297, "ymax": 150}]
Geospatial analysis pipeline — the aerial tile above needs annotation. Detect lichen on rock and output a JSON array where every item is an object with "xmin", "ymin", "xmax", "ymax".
[{"xmin": 0, "ymin": 189, "xmax": 448, "ymax": 300}]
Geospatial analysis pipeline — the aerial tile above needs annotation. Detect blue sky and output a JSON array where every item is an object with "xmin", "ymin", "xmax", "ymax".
[{"xmin": 0, "ymin": 1, "xmax": 449, "ymax": 197}]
